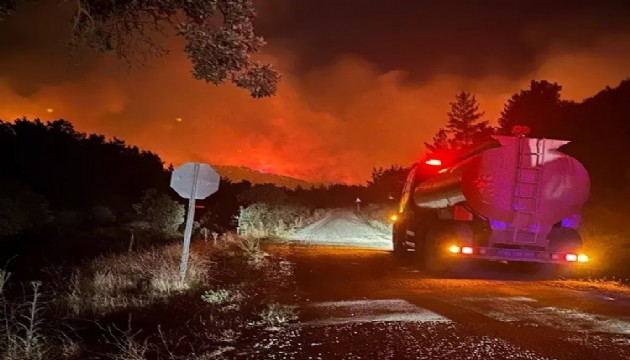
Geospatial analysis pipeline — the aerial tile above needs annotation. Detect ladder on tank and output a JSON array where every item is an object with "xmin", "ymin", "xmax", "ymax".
[{"xmin": 510, "ymin": 138, "xmax": 545, "ymax": 244}]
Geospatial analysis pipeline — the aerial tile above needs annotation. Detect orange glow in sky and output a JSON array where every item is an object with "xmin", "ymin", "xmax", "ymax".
[{"xmin": 1, "ymin": 3, "xmax": 629, "ymax": 184}]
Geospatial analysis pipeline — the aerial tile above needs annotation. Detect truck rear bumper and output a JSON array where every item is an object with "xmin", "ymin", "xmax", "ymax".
[{"xmin": 447, "ymin": 245, "xmax": 589, "ymax": 264}]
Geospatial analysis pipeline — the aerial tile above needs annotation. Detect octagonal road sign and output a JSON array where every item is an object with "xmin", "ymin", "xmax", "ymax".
[{"xmin": 170, "ymin": 162, "xmax": 220, "ymax": 200}]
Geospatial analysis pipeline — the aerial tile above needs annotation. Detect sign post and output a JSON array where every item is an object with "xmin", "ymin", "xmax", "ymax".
[
  {"xmin": 356, "ymin": 197, "xmax": 362, "ymax": 212},
  {"xmin": 170, "ymin": 162, "xmax": 220, "ymax": 283}
]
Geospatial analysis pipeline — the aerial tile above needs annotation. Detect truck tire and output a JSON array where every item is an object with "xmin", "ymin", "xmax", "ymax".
[
  {"xmin": 546, "ymin": 228, "xmax": 582, "ymax": 278},
  {"xmin": 547, "ymin": 228, "xmax": 582, "ymax": 253},
  {"xmin": 424, "ymin": 222, "xmax": 473, "ymax": 273},
  {"xmin": 392, "ymin": 224, "xmax": 408, "ymax": 258}
]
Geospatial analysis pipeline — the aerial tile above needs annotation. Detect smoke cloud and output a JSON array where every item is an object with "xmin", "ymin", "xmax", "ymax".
[{"xmin": 1, "ymin": 1, "xmax": 629, "ymax": 183}]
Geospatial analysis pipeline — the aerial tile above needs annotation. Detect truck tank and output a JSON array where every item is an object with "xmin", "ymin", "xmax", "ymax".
[{"xmin": 414, "ymin": 135, "xmax": 590, "ymax": 228}]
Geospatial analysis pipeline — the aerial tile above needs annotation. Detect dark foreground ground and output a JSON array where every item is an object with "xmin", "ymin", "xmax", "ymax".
[{"xmin": 244, "ymin": 243, "xmax": 630, "ymax": 360}]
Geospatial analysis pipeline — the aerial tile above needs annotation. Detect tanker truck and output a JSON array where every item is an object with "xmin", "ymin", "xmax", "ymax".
[{"xmin": 392, "ymin": 135, "xmax": 591, "ymax": 273}]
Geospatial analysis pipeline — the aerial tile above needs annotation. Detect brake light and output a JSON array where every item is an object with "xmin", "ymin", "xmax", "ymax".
[
  {"xmin": 565, "ymin": 254, "xmax": 578, "ymax": 262},
  {"xmin": 425, "ymin": 159, "xmax": 442, "ymax": 166},
  {"xmin": 461, "ymin": 246, "xmax": 474, "ymax": 255}
]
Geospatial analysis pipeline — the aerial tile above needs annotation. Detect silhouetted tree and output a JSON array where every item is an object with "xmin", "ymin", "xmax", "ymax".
[
  {"xmin": 425, "ymin": 128, "xmax": 450, "ymax": 154},
  {"xmin": 498, "ymin": 80, "xmax": 566, "ymax": 138},
  {"xmin": 425, "ymin": 92, "xmax": 494, "ymax": 161},
  {"xmin": 494, "ymin": 79, "xmax": 630, "ymax": 195},
  {"xmin": 0, "ymin": 118, "xmax": 170, "ymax": 212},
  {"xmin": 0, "ymin": 0, "xmax": 279, "ymax": 98},
  {"xmin": 237, "ymin": 183, "xmax": 290, "ymax": 205},
  {"xmin": 560, "ymin": 79, "xmax": 630, "ymax": 193},
  {"xmin": 367, "ymin": 165, "xmax": 410, "ymax": 202},
  {"xmin": 445, "ymin": 92, "xmax": 493, "ymax": 148}
]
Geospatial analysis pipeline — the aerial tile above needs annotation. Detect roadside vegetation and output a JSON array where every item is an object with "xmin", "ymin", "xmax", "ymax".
[
  {"xmin": 1, "ymin": 233, "xmax": 300, "ymax": 359},
  {"xmin": 357, "ymin": 203, "xmax": 397, "ymax": 234},
  {"xmin": 578, "ymin": 195, "xmax": 630, "ymax": 282},
  {"xmin": 0, "ymin": 120, "xmax": 398, "ymax": 359},
  {"xmin": 237, "ymin": 203, "xmax": 327, "ymax": 239}
]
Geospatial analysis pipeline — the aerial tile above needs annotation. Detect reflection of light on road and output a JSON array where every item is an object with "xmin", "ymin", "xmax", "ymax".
[
  {"xmin": 455, "ymin": 296, "xmax": 630, "ymax": 335},
  {"xmin": 302, "ymin": 299, "xmax": 450, "ymax": 326},
  {"xmin": 288, "ymin": 210, "xmax": 393, "ymax": 250}
]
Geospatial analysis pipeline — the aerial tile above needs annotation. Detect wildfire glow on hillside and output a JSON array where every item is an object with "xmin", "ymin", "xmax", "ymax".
[{"xmin": 1, "ymin": 1, "xmax": 629, "ymax": 183}]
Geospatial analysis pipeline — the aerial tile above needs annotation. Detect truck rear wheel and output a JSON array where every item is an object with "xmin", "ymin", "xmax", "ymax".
[
  {"xmin": 545, "ymin": 228, "xmax": 583, "ymax": 278},
  {"xmin": 548, "ymin": 228, "xmax": 582, "ymax": 253}
]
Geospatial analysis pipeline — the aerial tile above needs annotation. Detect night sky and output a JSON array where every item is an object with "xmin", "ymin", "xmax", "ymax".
[{"xmin": 1, "ymin": 0, "xmax": 630, "ymax": 183}]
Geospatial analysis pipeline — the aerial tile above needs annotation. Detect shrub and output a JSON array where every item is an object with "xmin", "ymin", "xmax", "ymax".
[
  {"xmin": 236, "ymin": 236, "xmax": 267, "ymax": 268},
  {"xmin": 0, "ymin": 181, "xmax": 51, "ymax": 236},
  {"xmin": 54, "ymin": 211, "xmax": 82, "ymax": 227},
  {"xmin": 90, "ymin": 205, "xmax": 117, "ymax": 225},
  {"xmin": 237, "ymin": 203, "xmax": 325, "ymax": 238},
  {"xmin": 358, "ymin": 203, "xmax": 395, "ymax": 233},
  {"xmin": 133, "ymin": 189, "xmax": 185, "ymax": 235}
]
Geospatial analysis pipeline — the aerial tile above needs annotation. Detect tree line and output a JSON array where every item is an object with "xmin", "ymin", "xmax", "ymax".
[
  {"xmin": 423, "ymin": 79, "xmax": 630, "ymax": 198},
  {"xmin": 1, "ymin": 78, "xmax": 629, "ymax": 264}
]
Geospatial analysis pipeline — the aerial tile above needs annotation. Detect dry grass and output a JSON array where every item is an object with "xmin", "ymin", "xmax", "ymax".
[
  {"xmin": 57, "ymin": 244, "xmax": 212, "ymax": 316},
  {"xmin": 0, "ymin": 269, "xmax": 9, "ymax": 295},
  {"xmin": 2, "ymin": 233, "xmax": 298, "ymax": 360},
  {"xmin": 258, "ymin": 302, "xmax": 298, "ymax": 328},
  {"xmin": 0, "ymin": 281, "xmax": 81, "ymax": 360},
  {"xmin": 201, "ymin": 288, "xmax": 245, "ymax": 312}
]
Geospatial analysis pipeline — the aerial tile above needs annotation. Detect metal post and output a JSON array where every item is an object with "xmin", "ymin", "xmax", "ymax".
[{"xmin": 179, "ymin": 163, "xmax": 200, "ymax": 283}]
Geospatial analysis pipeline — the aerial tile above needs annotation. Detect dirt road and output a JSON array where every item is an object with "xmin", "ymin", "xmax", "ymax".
[
  {"xmin": 288, "ymin": 209, "xmax": 392, "ymax": 249},
  {"xmin": 244, "ymin": 210, "xmax": 630, "ymax": 359}
]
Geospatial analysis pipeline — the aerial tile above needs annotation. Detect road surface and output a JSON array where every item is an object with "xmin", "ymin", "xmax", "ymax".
[
  {"xmin": 288, "ymin": 209, "xmax": 392, "ymax": 249},
  {"xmin": 244, "ymin": 210, "xmax": 630, "ymax": 359}
]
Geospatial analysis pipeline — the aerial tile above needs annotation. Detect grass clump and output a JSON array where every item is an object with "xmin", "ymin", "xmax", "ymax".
[
  {"xmin": 258, "ymin": 302, "xmax": 298, "ymax": 328},
  {"xmin": 58, "ymin": 244, "xmax": 211, "ymax": 316},
  {"xmin": 201, "ymin": 288, "xmax": 245, "ymax": 312}
]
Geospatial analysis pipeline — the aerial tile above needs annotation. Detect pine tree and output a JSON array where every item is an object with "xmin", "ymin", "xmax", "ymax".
[
  {"xmin": 424, "ymin": 128, "xmax": 450, "ymax": 153},
  {"xmin": 446, "ymin": 92, "xmax": 491, "ymax": 148},
  {"xmin": 425, "ymin": 92, "xmax": 494, "ymax": 155}
]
